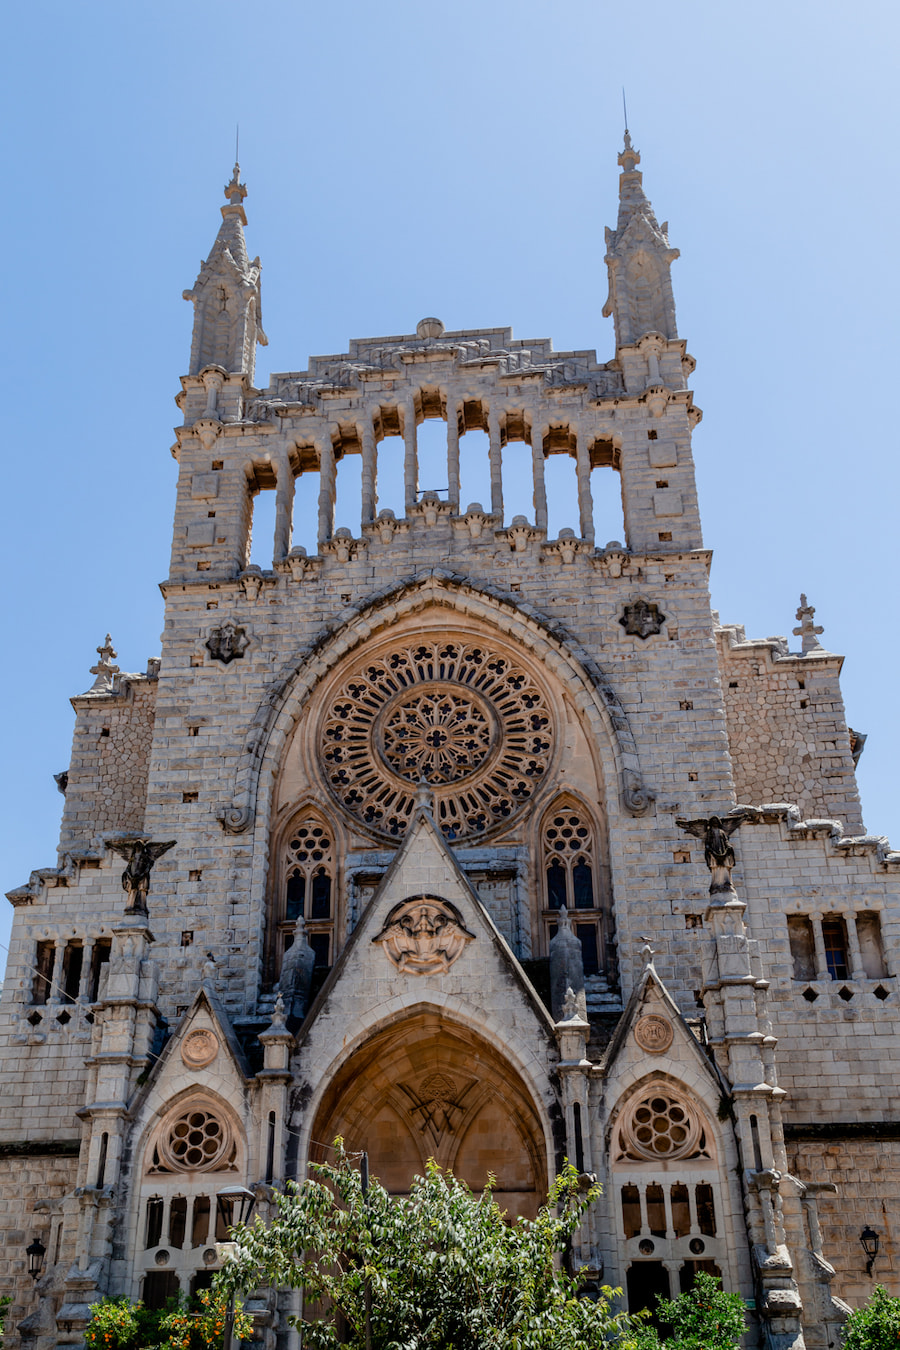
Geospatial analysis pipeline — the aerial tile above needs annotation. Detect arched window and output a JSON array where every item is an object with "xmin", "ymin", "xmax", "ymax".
[
  {"xmin": 542, "ymin": 801, "xmax": 608, "ymax": 977},
  {"xmin": 136, "ymin": 1096, "xmax": 244, "ymax": 1307},
  {"xmin": 610, "ymin": 1081, "xmax": 726, "ymax": 1316},
  {"xmin": 278, "ymin": 812, "xmax": 335, "ymax": 975}
]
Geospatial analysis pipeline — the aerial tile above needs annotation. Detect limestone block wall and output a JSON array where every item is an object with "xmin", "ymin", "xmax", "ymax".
[
  {"xmin": 734, "ymin": 815, "xmax": 900, "ymax": 1120},
  {"xmin": 0, "ymin": 1151, "xmax": 78, "ymax": 1328},
  {"xmin": 786, "ymin": 1137, "xmax": 900, "ymax": 1305},
  {"xmin": 59, "ymin": 677, "xmax": 157, "ymax": 852},
  {"xmin": 715, "ymin": 624, "xmax": 863, "ymax": 833}
]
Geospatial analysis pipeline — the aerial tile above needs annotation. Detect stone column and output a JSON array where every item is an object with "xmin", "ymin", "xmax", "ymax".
[
  {"xmin": 360, "ymin": 417, "xmax": 377, "ymax": 524},
  {"xmin": 273, "ymin": 451, "xmax": 295, "ymax": 561},
  {"xmin": 575, "ymin": 430, "xmax": 595, "ymax": 543},
  {"xmin": 403, "ymin": 399, "xmax": 418, "ymax": 514},
  {"xmin": 531, "ymin": 426, "xmax": 548, "ymax": 530},
  {"xmin": 811, "ymin": 917, "xmax": 830, "ymax": 982},
  {"xmin": 488, "ymin": 405, "xmax": 503, "ymax": 519},
  {"xmin": 317, "ymin": 435, "xmax": 336, "ymax": 546},
  {"xmin": 79, "ymin": 939, "xmax": 95, "ymax": 1002},
  {"xmin": 446, "ymin": 399, "xmax": 461, "ymax": 511},
  {"xmin": 844, "ymin": 910, "xmax": 866, "ymax": 981},
  {"xmin": 48, "ymin": 939, "xmax": 66, "ymax": 1005}
]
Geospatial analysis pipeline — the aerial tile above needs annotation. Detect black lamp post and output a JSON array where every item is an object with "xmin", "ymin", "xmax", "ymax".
[
  {"xmin": 26, "ymin": 1236, "xmax": 46, "ymax": 1283},
  {"xmin": 215, "ymin": 1187, "xmax": 257, "ymax": 1350},
  {"xmin": 861, "ymin": 1226, "xmax": 880, "ymax": 1277}
]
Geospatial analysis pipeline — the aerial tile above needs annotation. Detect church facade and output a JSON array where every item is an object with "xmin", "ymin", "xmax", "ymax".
[{"xmin": 2, "ymin": 139, "xmax": 899, "ymax": 1350}]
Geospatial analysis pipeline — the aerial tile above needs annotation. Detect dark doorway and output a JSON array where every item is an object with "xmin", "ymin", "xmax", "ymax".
[{"xmin": 627, "ymin": 1261, "xmax": 671, "ymax": 1327}]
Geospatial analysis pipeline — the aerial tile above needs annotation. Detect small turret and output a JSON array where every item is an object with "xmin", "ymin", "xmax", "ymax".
[
  {"xmin": 602, "ymin": 133, "xmax": 680, "ymax": 350},
  {"xmin": 182, "ymin": 164, "xmax": 267, "ymax": 380}
]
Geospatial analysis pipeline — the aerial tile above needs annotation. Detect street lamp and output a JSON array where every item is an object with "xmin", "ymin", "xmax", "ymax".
[
  {"xmin": 215, "ymin": 1187, "xmax": 257, "ymax": 1350},
  {"xmin": 860, "ymin": 1226, "xmax": 880, "ymax": 1277},
  {"xmin": 26, "ymin": 1236, "xmax": 46, "ymax": 1282}
]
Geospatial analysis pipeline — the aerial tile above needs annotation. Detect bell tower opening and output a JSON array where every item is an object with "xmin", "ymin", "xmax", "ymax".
[{"xmin": 308, "ymin": 1010, "xmax": 548, "ymax": 1220}]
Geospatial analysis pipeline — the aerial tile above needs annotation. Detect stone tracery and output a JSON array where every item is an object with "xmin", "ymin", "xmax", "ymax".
[{"xmin": 319, "ymin": 638, "xmax": 554, "ymax": 841}]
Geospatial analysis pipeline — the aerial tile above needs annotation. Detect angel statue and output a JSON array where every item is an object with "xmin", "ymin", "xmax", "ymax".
[
  {"xmin": 675, "ymin": 813, "xmax": 747, "ymax": 894},
  {"xmin": 107, "ymin": 837, "xmax": 176, "ymax": 916}
]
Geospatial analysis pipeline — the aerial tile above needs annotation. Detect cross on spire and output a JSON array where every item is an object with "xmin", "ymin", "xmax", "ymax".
[{"xmin": 88, "ymin": 634, "xmax": 119, "ymax": 691}]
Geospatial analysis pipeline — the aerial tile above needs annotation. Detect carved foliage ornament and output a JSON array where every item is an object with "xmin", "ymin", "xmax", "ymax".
[
  {"xmin": 620, "ymin": 598, "xmax": 666, "ymax": 640},
  {"xmin": 206, "ymin": 622, "xmax": 250, "ymax": 665},
  {"xmin": 320, "ymin": 639, "xmax": 554, "ymax": 841},
  {"xmin": 373, "ymin": 896, "xmax": 475, "ymax": 975}
]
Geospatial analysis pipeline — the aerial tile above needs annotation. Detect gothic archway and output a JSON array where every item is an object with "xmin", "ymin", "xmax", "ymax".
[{"xmin": 309, "ymin": 1010, "xmax": 548, "ymax": 1219}]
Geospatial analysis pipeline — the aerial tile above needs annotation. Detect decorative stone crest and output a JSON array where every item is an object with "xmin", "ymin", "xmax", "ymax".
[
  {"xmin": 503, "ymin": 515, "xmax": 540, "ymax": 553},
  {"xmin": 373, "ymin": 897, "xmax": 475, "ymax": 974},
  {"xmin": 181, "ymin": 1028, "xmax": 219, "ymax": 1069},
  {"xmin": 322, "ymin": 528, "xmax": 366, "ymax": 563},
  {"xmin": 595, "ymin": 541, "xmax": 630, "ymax": 578},
  {"xmin": 239, "ymin": 567, "xmax": 265, "ymax": 602},
  {"xmin": 543, "ymin": 529, "xmax": 585, "ymax": 565},
  {"xmin": 410, "ymin": 492, "xmax": 453, "ymax": 527},
  {"xmin": 619, "ymin": 598, "xmax": 666, "ymax": 639},
  {"xmin": 366, "ymin": 508, "xmax": 410, "ymax": 545},
  {"xmin": 459, "ymin": 503, "xmax": 493, "ymax": 539},
  {"xmin": 206, "ymin": 622, "xmax": 249, "ymax": 664},
  {"xmin": 634, "ymin": 1013, "xmax": 674, "ymax": 1054}
]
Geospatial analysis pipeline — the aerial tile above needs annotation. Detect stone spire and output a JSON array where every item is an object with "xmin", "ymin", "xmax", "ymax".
[
  {"xmin": 603, "ymin": 134, "xmax": 680, "ymax": 350},
  {"xmin": 182, "ymin": 163, "xmax": 267, "ymax": 381}
]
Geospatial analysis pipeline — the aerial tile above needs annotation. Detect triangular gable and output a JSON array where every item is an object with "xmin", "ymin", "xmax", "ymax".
[
  {"xmin": 602, "ymin": 960, "xmax": 727, "ymax": 1098},
  {"xmin": 298, "ymin": 807, "xmax": 556, "ymax": 1045},
  {"xmin": 128, "ymin": 984, "xmax": 252, "ymax": 1119}
]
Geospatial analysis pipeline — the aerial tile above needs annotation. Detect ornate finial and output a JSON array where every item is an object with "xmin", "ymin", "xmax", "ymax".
[
  {"xmin": 224, "ymin": 163, "xmax": 247, "ymax": 207},
  {"xmin": 89, "ymin": 634, "xmax": 119, "ymax": 692},
  {"xmin": 557, "ymin": 904, "xmax": 572, "ymax": 933},
  {"xmin": 562, "ymin": 986, "xmax": 579, "ymax": 1020},
  {"xmin": 268, "ymin": 993, "xmax": 287, "ymax": 1031},
  {"xmin": 618, "ymin": 130, "xmax": 641, "ymax": 175},
  {"xmin": 640, "ymin": 941, "xmax": 655, "ymax": 969},
  {"xmin": 415, "ymin": 775, "xmax": 435, "ymax": 812},
  {"xmin": 793, "ymin": 594, "xmax": 825, "ymax": 655}
]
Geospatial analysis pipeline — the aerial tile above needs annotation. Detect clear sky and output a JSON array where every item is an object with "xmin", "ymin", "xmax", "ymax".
[{"xmin": 2, "ymin": 0, "xmax": 898, "ymax": 970}]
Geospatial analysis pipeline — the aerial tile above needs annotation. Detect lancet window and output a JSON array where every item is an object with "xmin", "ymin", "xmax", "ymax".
[
  {"xmin": 278, "ymin": 812, "xmax": 335, "ymax": 973},
  {"xmin": 542, "ymin": 801, "xmax": 608, "ymax": 976}
]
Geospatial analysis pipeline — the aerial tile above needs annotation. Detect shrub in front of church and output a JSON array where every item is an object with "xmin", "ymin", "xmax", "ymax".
[
  {"xmin": 629, "ymin": 1272, "xmax": 745, "ymax": 1350},
  {"xmin": 84, "ymin": 1290, "xmax": 250, "ymax": 1350},
  {"xmin": 842, "ymin": 1285, "xmax": 900, "ymax": 1350},
  {"xmin": 216, "ymin": 1147, "xmax": 640, "ymax": 1348}
]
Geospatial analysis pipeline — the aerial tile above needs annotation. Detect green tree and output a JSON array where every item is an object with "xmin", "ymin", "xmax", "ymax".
[
  {"xmin": 0, "ymin": 1295, "xmax": 12, "ymax": 1350},
  {"xmin": 217, "ymin": 1147, "xmax": 641, "ymax": 1349},
  {"xmin": 841, "ymin": 1285, "xmax": 900, "ymax": 1350},
  {"xmin": 629, "ymin": 1272, "xmax": 745, "ymax": 1350}
]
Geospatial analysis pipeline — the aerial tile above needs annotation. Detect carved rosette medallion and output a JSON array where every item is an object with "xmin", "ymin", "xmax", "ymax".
[
  {"xmin": 373, "ymin": 897, "xmax": 475, "ymax": 975},
  {"xmin": 619, "ymin": 599, "xmax": 666, "ymax": 640},
  {"xmin": 633, "ymin": 1014, "xmax": 674, "ymax": 1054},
  {"xmin": 206, "ymin": 622, "xmax": 249, "ymax": 664},
  {"xmin": 181, "ymin": 1028, "xmax": 220, "ymax": 1069},
  {"xmin": 319, "ymin": 639, "xmax": 554, "ymax": 841}
]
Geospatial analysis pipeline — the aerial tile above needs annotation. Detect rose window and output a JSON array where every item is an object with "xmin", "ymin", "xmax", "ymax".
[
  {"xmin": 617, "ymin": 1089, "xmax": 707, "ymax": 1162},
  {"xmin": 320, "ymin": 639, "xmax": 554, "ymax": 841},
  {"xmin": 155, "ymin": 1106, "xmax": 233, "ymax": 1173}
]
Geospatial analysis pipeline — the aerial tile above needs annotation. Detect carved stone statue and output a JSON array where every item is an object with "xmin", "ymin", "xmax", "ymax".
[
  {"xmin": 277, "ymin": 916, "xmax": 317, "ymax": 1021},
  {"xmin": 549, "ymin": 906, "xmax": 587, "ymax": 1022},
  {"xmin": 675, "ymin": 813, "xmax": 746, "ymax": 894},
  {"xmin": 107, "ymin": 837, "xmax": 176, "ymax": 916}
]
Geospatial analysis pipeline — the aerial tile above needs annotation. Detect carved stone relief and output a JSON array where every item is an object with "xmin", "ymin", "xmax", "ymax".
[
  {"xmin": 619, "ymin": 598, "xmax": 666, "ymax": 639},
  {"xmin": 206, "ymin": 622, "xmax": 249, "ymax": 664},
  {"xmin": 373, "ymin": 897, "xmax": 475, "ymax": 974}
]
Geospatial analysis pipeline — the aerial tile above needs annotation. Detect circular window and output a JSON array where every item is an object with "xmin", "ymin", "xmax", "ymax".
[
  {"xmin": 319, "ymin": 639, "xmax": 554, "ymax": 841},
  {"xmin": 618, "ymin": 1088, "xmax": 705, "ymax": 1162},
  {"xmin": 157, "ymin": 1105, "xmax": 232, "ymax": 1173}
]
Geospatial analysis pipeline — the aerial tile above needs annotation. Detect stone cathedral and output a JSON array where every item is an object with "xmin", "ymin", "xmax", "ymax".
[{"xmin": 2, "ymin": 137, "xmax": 899, "ymax": 1350}]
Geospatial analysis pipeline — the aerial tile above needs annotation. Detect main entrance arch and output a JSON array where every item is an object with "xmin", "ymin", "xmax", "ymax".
[{"xmin": 309, "ymin": 1010, "xmax": 549, "ymax": 1219}]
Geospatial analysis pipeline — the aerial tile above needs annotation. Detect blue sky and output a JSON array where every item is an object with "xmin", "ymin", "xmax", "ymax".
[{"xmin": 2, "ymin": 0, "xmax": 898, "ymax": 968}]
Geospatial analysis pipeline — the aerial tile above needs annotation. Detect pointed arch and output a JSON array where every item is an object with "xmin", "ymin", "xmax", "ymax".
[
  {"xmin": 537, "ymin": 793, "xmax": 614, "ymax": 978},
  {"xmin": 266, "ymin": 802, "xmax": 338, "ymax": 984},
  {"xmin": 217, "ymin": 570, "xmax": 652, "ymax": 842}
]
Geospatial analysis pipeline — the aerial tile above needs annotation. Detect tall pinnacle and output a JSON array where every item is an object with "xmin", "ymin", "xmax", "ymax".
[
  {"xmin": 603, "ymin": 134, "xmax": 680, "ymax": 349},
  {"xmin": 182, "ymin": 164, "xmax": 267, "ymax": 379}
]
